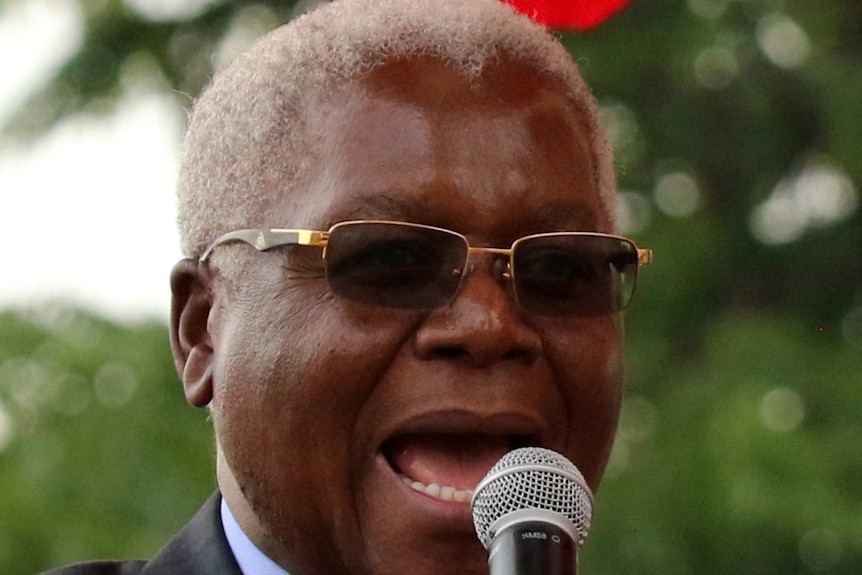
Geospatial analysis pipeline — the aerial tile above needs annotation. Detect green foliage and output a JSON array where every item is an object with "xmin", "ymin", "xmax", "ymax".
[
  {"xmin": 1, "ymin": 0, "xmax": 860, "ymax": 574},
  {"xmin": 0, "ymin": 306, "xmax": 215, "ymax": 574},
  {"xmin": 567, "ymin": 4, "xmax": 862, "ymax": 571},
  {"xmin": 583, "ymin": 313, "xmax": 862, "ymax": 574}
]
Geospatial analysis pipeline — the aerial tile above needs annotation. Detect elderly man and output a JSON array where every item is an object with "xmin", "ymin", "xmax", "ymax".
[{"xmin": 41, "ymin": 0, "xmax": 650, "ymax": 573}]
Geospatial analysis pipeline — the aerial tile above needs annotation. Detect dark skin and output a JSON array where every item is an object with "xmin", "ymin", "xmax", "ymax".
[{"xmin": 170, "ymin": 58, "xmax": 623, "ymax": 575}]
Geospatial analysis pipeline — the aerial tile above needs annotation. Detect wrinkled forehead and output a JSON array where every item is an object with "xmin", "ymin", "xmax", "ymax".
[{"xmin": 272, "ymin": 57, "xmax": 606, "ymax": 234}]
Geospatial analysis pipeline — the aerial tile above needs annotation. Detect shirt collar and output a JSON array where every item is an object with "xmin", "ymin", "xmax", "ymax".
[{"xmin": 221, "ymin": 497, "xmax": 292, "ymax": 575}]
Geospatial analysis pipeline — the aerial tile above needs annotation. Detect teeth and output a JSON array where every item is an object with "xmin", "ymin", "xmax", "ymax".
[{"xmin": 399, "ymin": 474, "xmax": 473, "ymax": 503}]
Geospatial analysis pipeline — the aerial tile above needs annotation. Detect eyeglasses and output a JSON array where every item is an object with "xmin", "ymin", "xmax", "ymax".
[{"xmin": 200, "ymin": 220, "xmax": 652, "ymax": 317}]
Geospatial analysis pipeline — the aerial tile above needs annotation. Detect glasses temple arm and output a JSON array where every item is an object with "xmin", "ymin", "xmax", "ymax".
[{"xmin": 199, "ymin": 229, "xmax": 328, "ymax": 262}]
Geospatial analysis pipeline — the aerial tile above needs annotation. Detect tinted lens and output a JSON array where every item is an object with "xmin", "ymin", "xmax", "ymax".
[
  {"xmin": 512, "ymin": 234, "xmax": 639, "ymax": 317},
  {"xmin": 324, "ymin": 222, "xmax": 468, "ymax": 309}
]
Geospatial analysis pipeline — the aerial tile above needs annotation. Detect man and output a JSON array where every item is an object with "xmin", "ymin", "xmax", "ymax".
[{"xmin": 42, "ymin": 0, "xmax": 650, "ymax": 573}]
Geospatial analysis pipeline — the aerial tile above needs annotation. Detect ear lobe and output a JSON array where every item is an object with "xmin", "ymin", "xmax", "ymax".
[{"xmin": 170, "ymin": 258, "xmax": 215, "ymax": 408}]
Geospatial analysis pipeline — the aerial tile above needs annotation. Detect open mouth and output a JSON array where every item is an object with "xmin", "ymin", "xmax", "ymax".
[{"xmin": 382, "ymin": 433, "xmax": 531, "ymax": 503}]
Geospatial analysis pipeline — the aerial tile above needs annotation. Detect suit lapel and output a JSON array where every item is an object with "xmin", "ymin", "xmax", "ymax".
[{"xmin": 141, "ymin": 492, "xmax": 243, "ymax": 575}]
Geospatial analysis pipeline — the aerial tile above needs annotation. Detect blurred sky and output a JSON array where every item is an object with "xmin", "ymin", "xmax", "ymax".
[{"xmin": 0, "ymin": 0, "xmax": 184, "ymax": 322}]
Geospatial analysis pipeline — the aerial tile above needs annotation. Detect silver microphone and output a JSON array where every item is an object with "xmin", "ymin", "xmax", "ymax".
[{"xmin": 471, "ymin": 447, "xmax": 594, "ymax": 575}]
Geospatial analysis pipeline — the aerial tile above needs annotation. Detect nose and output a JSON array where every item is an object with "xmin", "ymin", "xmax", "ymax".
[{"xmin": 413, "ymin": 257, "xmax": 542, "ymax": 368}]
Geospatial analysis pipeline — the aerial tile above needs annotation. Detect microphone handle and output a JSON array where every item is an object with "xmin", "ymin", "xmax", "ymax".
[{"xmin": 487, "ymin": 519, "xmax": 578, "ymax": 575}]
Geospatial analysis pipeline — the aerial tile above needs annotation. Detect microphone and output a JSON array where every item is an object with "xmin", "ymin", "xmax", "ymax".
[{"xmin": 471, "ymin": 447, "xmax": 594, "ymax": 575}]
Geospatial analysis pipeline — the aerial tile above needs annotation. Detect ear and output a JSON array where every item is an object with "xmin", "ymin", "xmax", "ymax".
[{"xmin": 170, "ymin": 258, "xmax": 215, "ymax": 408}]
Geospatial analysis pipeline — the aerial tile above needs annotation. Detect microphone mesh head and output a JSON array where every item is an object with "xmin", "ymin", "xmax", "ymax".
[{"xmin": 471, "ymin": 447, "xmax": 594, "ymax": 548}]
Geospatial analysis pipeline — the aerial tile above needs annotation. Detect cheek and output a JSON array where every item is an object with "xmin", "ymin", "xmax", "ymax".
[
  {"xmin": 211, "ymin": 289, "xmax": 420, "ymax": 479},
  {"xmin": 544, "ymin": 318, "xmax": 624, "ymax": 488},
  {"xmin": 208, "ymin": 289, "xmax": 422, "ymax": 561}
]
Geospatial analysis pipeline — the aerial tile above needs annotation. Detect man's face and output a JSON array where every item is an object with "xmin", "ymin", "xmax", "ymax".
[{"xmin": 201, "ymin": 59, "xmax": 622, "ymax": 575}]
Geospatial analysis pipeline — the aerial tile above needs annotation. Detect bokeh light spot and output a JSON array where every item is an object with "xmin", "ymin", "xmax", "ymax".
[
  {"xmin": 599, "ymin": 102, "xmax": 645, "ymax": 166},
  {"xmin": 750, "ymin": 161, "xmax": 858, "ymax": 245},
  {"xmin": 616, "ymin": 191, "xmax": 653, "ymax": 236},
  {"xmin": 94, "ymin": 363, "xmax": 138, "ymax": 408},
  {"xmin": 687, "ymin": 0, "xmax": 731, "ymax": 20},
  {"xmin": 759, "ymin": 387, "xmax": 805, "ymax": 433},
  {"xmin": 695, "ymin": 46, "xmax": 738, "ymax": 90},
  {"xmin": 2, "ymin": 357, "xmax": 56, "ymax": 410},
  {"xmin": 757, "ymin": 13, "xmax": 811, "ymax": 70},
  {"xmin": 750, "ymin": 194, "xmax": 806, "ymax": 245},
  {"xmin": 122, "ymin": 0, "xmax": 218, "ymax": 21},
  {"xmin": 654, "ymin": 172, "xmax": 701, "ymax": 218}
]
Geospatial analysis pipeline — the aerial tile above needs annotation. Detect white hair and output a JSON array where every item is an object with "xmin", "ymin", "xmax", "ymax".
[{"xmin": 178, "ymin": 0, "xmax": 615, "ymax": 258}]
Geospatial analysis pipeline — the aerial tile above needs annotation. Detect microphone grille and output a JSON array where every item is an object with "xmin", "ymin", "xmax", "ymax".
[{"xmin": 471, "ymin": 447, "xmax": 594, "ymax": 548}]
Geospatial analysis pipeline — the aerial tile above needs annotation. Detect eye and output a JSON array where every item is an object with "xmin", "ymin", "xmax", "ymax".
[
  {"xmin": 518, "ymin": 248, "xmax": 599, "ymax": 283},
  {"xmin": 364, "ymin": 239, "xmax": 432, "ymax": 267},
  {"xmin": 512, "ymin": 236, "xmax": 638, "ymax": 316},
  {"xmin": 327, "ymin": 238, "xmax": 444, "ymax": 287}
]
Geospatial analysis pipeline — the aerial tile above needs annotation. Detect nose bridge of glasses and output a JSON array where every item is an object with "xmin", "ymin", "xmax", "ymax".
[
  {"xmin": 463, "ymin": 246, "xmax": 513, "ymax": 281},
  {"xmin": 446, "ymin": 247, "xmax": 515, "ymax": 314}
]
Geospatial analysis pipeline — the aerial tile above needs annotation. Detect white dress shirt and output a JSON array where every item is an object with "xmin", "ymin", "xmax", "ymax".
[{"xmin": 221, "ymin": 497, "xmax": 292, "ymax": 575}]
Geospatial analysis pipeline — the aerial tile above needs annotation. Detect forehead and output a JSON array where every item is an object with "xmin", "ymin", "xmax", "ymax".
[
  {"xmin": 279, "ymin": 58, "xmax": 607, "ymax": 235},
  {"xmin": 363, "ymin": 56, "xmax": 570, "ymax": 111}
]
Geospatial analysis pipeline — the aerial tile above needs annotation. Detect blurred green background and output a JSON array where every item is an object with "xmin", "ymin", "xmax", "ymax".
[{"xmin": 1, "ymin": 0, "xmax": 860, "ymax": 573}]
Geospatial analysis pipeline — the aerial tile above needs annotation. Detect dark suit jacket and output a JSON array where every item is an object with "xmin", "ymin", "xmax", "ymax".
[{"xmin": 38, "ymin": 493, "xmax": 243, "ymax": 575}]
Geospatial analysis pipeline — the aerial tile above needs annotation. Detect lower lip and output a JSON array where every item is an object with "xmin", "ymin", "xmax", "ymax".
[{"xmin": 375, "ymin": 453, "xmax": 475, "ymax": 525}]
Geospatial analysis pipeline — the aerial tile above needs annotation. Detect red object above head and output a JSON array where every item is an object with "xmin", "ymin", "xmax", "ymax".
[{"xmin": 502, "ymin": 0, "xmax": 633, "ymax": 30}]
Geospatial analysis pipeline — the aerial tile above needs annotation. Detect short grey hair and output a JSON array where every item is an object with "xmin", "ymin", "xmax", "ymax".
[{"xmin": 177, "ymin": 0, "xmax": 615, "ymax": 258}]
